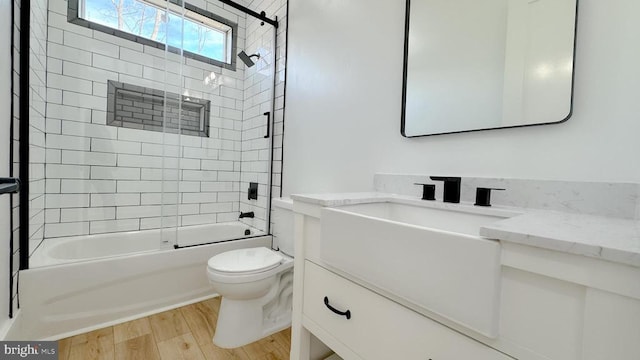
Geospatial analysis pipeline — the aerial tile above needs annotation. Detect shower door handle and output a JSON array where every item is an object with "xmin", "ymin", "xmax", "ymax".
[{"xmin": 263, "ymin": 112, "xmax": 271, "ymax": 138}]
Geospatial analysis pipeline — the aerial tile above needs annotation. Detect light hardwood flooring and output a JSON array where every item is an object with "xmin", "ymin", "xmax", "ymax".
[{"xmin": 57, "ymin": 297, "xmax": 291, "ymax": 360}]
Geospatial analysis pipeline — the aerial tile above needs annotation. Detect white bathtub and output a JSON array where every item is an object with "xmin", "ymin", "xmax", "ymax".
[
  {"xmin": 16, "ymin": 223, "xmax": 272, "ymax": 340},
  {"xmin": 30, "ymin": 222, "xmax": 262, "ymax": 267}
]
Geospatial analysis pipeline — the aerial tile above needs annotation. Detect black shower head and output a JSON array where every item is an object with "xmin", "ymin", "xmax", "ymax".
[{"xmin": 238, "ymin": 50, "xmax": 260, "ymax": 68}]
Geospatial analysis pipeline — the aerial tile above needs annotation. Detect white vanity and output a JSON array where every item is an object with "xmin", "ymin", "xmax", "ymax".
[{"xmin": 288, "ymin": 177, "xmax": 640, "ymax": 360}]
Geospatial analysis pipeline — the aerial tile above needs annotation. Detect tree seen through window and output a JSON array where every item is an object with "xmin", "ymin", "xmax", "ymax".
[{"xmin": 81, "ymin": 0, "xmax": 227, "ymax": 62}]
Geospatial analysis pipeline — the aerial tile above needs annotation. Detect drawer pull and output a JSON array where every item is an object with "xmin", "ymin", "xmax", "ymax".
[{"xmin": 324, "ymin": 296, "xmax": 351, "ymax": 319}]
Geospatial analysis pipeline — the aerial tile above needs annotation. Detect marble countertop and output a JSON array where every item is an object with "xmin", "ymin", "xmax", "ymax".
[
  {"xmin": 480, "ymin": 211, "xmax": 640, "ymax": 267},
  {"xmin": 290, "ymin": 192, "xmax": 391, "ymax": 206},
  {"xmin": 290, "ymin": 192, "xmax": 640, "ymax": 268}
]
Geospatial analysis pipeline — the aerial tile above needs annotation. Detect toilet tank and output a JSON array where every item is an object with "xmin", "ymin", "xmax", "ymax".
[{"xmin": 272, "ymin": 198, "xmax": 294, "ymax": 257}]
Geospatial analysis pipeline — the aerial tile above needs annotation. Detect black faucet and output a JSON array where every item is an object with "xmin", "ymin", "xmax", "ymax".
[
  {"xmin": 430, "ymin": 176, "xmax": 461, "ymax": 203},
  {"xmin": 239, "ymin": 211, "xmax": 255, "ymax": 219}
]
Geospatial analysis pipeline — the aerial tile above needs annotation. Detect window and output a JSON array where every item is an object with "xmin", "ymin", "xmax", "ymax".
[{"xmin": 69, "ymin": 0, "xmax": 237, "ymax": 69}]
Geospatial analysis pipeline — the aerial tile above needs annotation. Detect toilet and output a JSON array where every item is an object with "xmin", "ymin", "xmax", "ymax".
[{"xmin": 206, "ymin": 198, "xmax": 294, "ymax": 348}]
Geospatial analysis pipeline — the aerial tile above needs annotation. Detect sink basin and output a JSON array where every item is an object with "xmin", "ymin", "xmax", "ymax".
[
  {"xmin": 336, "ymin": 201, "xmax": 507, "ymax": 236},
  {"xmin": 319, "ymin": 199, "xmax": 516, "ymax": 338}
]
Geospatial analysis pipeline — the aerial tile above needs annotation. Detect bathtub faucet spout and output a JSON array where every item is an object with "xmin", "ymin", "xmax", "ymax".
[{"xmin": 239, "ymin": 211, "xmax": 255, "ymax": 219}]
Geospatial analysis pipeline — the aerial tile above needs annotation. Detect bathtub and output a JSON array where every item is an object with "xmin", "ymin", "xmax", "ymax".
[
  {"xmin": 30, "ymin": 222, "xmax": 262, "ymax": 267},
  {"xmin": 16, "ymin": 222, "xmax": 272, "ymax": 340}
]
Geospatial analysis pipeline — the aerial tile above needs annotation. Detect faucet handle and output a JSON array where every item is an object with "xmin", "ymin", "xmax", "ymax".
[
  {"xmin": 474, "ymin": 187, "xmax": 505, "ymax": 207},
  {"xmin": 414, "ymin": 183, "xmax": 436, "ymax": 201}
]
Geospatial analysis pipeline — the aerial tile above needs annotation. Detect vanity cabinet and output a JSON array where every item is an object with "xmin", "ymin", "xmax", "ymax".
[
  {"xmin": 302, "ymin": 260, "xmax": 511, "ymax": 360},
  {"xmin": 498, "ymin": 242, "xmax": 640, "ymax": 360},
  {"xmin": 290, "ymin": 200, "xmax": 640, "ymax": 360}
]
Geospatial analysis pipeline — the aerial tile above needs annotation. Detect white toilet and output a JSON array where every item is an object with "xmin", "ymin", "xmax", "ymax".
[{"xmin": 206, "ymin": 198, "xmax": 294, "ymax": 348}]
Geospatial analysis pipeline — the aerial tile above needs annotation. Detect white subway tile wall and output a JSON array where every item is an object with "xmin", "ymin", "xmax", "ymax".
[
  {"xmin": 42, "ymin": 0, "xmax": 265, "ymax": 239},
  {"xmin": 10, "ymin": 0, "xmax": 49, "ymax": 311},
  {"xmin": 29, "ymin": 0, "xmax": 49, "ymax": 258},
  {"xmin": 9, "ymin": 0, "xmax": 289, "ymax": 279}
]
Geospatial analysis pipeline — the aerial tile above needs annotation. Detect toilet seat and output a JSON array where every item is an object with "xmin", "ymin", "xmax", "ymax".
[
  {"xmin": 207, "ymin": 247, "xmax": 293, "ymax": 284},
  {"xmin": 208, "ymin": 247, "xmax": 283, "ymax": 274}
]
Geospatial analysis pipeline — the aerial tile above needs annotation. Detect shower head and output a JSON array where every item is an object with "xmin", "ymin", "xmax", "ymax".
[{"xmin": 238, "ymin": 50, "xmax": 260, "ymax": 68}]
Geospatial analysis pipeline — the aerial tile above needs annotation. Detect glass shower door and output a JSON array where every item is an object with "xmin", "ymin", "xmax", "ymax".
[
  {"xmin": 235, "ymin": 7, "xmax": 278, "ymax": 240},
  {"xmin": 157, "ymin": 0, "xmax": 277, "ymax": 248},
  {"xmin": 23, "ymin": 0, "xmax": 280, "ymax": 269}
]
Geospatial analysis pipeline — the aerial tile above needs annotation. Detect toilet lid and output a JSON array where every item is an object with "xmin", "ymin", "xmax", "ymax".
[{"xmin": 207, "ymin": 247, "xmax": 283, "ymax": 274}]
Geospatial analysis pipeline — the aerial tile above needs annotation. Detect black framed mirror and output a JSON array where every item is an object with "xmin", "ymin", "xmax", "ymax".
[{"xmin": 401, "ymin": 0, "xmax": 578, "ymax": 137}]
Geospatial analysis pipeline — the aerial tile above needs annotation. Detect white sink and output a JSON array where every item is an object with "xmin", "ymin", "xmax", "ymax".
[
  {"xmin": 336, "ymin": 201, "xmax": 508, "ymax": 236},
  {"xmin": 320, "ymin": 199, "xmax": 517, "ymax": 338}
]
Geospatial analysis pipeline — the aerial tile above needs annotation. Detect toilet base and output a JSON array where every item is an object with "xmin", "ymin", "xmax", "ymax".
[{"xmin": 213, "ymin": 269, "xmax": 293, "ymax": 348}]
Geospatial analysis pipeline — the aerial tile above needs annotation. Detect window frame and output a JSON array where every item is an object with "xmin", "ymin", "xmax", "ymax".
[{"xmin": 68, "ymin": 0, "xmax": 238, "ymax": 70}]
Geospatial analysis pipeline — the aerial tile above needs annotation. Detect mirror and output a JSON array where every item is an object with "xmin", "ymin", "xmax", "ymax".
[{"xmin": 402, "ymin": 0, "xmax": 578, "ymax": 137}]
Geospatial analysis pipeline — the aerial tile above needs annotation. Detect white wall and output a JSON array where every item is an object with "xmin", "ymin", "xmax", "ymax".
[
  {"xmin": 0, "ymin": 0, "xmax": 13, "ymax": 335},
  {"xmin": 283, "ymin": 0, "xmax": 640, "ymax": 196}
]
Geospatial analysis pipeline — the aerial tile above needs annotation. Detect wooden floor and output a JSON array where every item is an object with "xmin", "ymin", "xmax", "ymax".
[{"xmin": 57, "ymin": 297, "xmax": 291, "ymax": 360}]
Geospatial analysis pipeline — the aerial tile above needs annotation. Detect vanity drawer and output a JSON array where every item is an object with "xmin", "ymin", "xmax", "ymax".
[{"xmin": 303, "ymin": 261, "xmax": 512, "ymax": 360}]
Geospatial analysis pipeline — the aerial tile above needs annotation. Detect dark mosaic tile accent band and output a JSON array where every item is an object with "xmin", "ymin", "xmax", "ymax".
[{"xmin": 107, "ymin": 81, "xmax": 210, "ymax": 137}]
